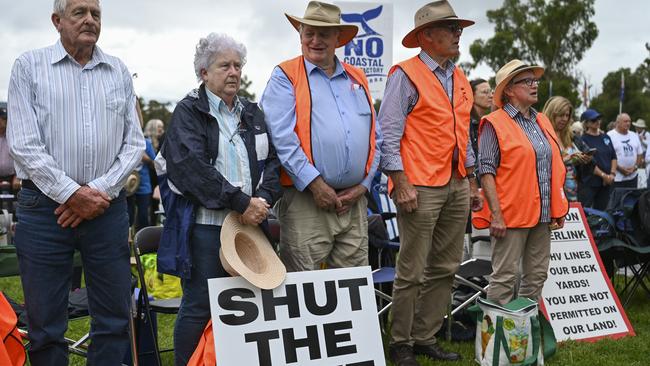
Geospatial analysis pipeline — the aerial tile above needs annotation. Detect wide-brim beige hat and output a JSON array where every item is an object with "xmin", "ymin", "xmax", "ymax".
[
  {"xmin": 402, "ymin": 0, "xmax": 475, "ymax": 48},
  {"xmin": 493, "ymin": 59, "xmax": 545, "ymax": 108},
  {"xmin": 220, "ymin": 212, "xmax": 286, "ymax": 290},
  {"xmin": 125, "ymin": 172, "xmax": 140, "ymax": 196},
  {"xmin": 633, "ymin": 119, "xmax": 646, "ymax": 128},
  {"xmin": 286, "ymin": 1, "xmax": 358, "ymax": 47}
]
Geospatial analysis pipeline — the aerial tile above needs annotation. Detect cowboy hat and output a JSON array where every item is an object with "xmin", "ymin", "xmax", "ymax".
[
  {"xmin": 220, "ymin": 212, "xmax": 286, "ymax": 289},
  {"xmin": 493, "ymin": 59, "xmax": 545, "ymax": 108},
  {"xmin": 125, "ymin": 171, "xmax": 140, "ymax": 197},
  {"xmin": 285, "ymin": 1, "xmax": 358, "ymax": 47},
  {"xmin": 633, "ymin": 118, "xmax": 647, "ymax": 129},
  {"xmin": 402, "ymin": 0, "xmax": 475, "ymax": 48}
]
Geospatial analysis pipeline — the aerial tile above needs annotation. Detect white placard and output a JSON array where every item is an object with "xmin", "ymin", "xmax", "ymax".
[
  {"xmin": 208, "ymin": 266, "xmax": 386, "ymax": 366},
  {"xmin": 540, "ymin": 203, "xmax": 635, "ymax": 342},
  {"xmin": 335, "ymin": 2, "xmax": 393, "ymax": 100}
]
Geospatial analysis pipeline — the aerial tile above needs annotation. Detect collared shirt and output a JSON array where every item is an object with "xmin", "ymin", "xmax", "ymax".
[
  {"xmin": 7, "ymin": 40, "xmax": 144, "ymax": 203},
  {"xmin": 260, "ymin": 57, "xmax": 381, "ymax": 191},
  {"xmin": 378, "ymin": 51, "xmax": 475, "ymax": 172},
  {"xmin": 478, "ymin": 104, "xmax": 552, "ymax": 222},
  {"xmin": 195, "ymin": 91, "xmax": 251, "ymax": 226}
]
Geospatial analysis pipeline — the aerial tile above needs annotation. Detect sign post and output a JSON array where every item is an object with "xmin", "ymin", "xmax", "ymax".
[
  {"xmin": 540, "ymin": 203, "xmax": 635, "ymax": 342},
  {"xmin": 208, "ymin": 266, "xmax": 386, "ymax": 366}
]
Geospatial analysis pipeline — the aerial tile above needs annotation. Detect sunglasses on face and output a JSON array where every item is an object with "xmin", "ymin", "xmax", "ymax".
[
  {"xmin": 434, "ymin": 22, "xmax": 463, "ymax": 35},
  {"xmin": 511, "ymin": 77, "xmax": 540, "ymax": 87}
]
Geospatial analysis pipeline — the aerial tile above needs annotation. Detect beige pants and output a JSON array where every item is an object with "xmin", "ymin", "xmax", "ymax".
[
  {"xmin": 487, "ymin": 222, "xmax": 551, "ymax": 305},
  {"xmin": 390, "ymin": 178, "xmax": 469, "ymax": 346},
  {"xmin": 276, "ymin": 187, "xmax": 368, "ymax": 272}
]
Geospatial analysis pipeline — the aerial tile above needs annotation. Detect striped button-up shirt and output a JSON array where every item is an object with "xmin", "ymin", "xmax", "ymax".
[
  {"xmin": 7, "ymin": 40, "xmax": 145, "ymax": 203},
  {"xmin": 195, "ymin": 91, "xmax": 251, "ymax": 226},
  {"xmin": 478, "ymin": 104, "xmax": 552, "ymax": 222},
  {"xmin": 378, "ymin": 51, "xmax": 475, "ymax": 172}
]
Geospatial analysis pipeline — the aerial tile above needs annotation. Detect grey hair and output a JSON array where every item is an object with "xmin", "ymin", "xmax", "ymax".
[
  {"xmin": 144, "ymin": 119, "xmax": 163, "ymax": 138},
  {"xmin": 193, "ymin": 33, "xmax": 247, "ymax": 82},
  {"xmin": 53, "ymin": 0, "xmax": 100, "ymax": 14}
]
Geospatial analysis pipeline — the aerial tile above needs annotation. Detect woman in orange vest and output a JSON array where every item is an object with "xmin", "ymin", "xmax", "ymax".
[{"xmin": 474, "ymin": 59, "xmax": 569, "ymax": 305}]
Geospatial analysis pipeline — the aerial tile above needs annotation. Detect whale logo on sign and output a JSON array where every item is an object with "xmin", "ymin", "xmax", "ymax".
[{"xmin": 341, "ymin": 5, "xmax": 382, "ymax": 38}]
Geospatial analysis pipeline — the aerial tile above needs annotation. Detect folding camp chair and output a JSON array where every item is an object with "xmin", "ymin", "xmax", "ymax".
[{"xmin": 132, "ymin": 226, "xmax": 181, "ymax": 366}]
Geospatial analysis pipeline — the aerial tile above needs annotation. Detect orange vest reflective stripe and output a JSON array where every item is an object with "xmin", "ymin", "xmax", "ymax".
[
  {"xmin": 387, "ymin": 56, "xmax": 473, "ymax": 192},
  {"xmin": 276, "ymin": 56, "xmax": 376, "ymax": 187},
  {"xmin": 472, "ymin": 109, "xmax": 569, "ymax": 229},
  {"xmin": 0, "ymin": 293, "xmax": 25, "ymax": 366}
]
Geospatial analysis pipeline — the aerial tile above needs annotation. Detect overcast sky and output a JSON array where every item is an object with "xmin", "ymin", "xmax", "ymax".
[{"xmin": 1, "ymin": 0, "xmax": 648, "ymax": 104}]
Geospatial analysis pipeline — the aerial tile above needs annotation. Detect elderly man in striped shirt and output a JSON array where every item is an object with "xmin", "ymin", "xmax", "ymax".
[{"xmin": 7, "ymin": 0, "xmax": 144, "ymax": 365}]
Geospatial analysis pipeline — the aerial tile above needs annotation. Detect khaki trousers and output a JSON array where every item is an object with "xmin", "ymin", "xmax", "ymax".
[
  {"xmin": 276, "ymin": 187, "xmax": 368, "ymax": 272},
  {"xmin": 390, "ymin": 178, "xmax": 469, "ymax": 346},
  {"xmin": 487, "ymin": 222, "xmax": 551, "ymax": 305}
]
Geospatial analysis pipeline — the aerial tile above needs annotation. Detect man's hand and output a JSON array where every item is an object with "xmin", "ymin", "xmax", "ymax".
[
  {"xmin": 54, "ymin": 205, "xmax": 84, "ymax": 228},
  {"xmin": 58, "ymin": 186, "xmax": 110, "ymax": 220},
  {"xmin": 620, "ymin": 166, "xmax": 636, "ymax": 176},
  {"xmin": 490, "ymin": 211, "xmax": 507, "ymax": 239},
  {"xmin": 390, "ymin": 172, "xmax": 418, "ymax": 213},
  {"xmin": 239, "ymin": 197, "xmax": 270, "ymax": 226},
  {"xmin": 549, "ymin": 216, "xmax": 565, "ymax": 230},
  {"xmin": 469, "ymin": 177, "xmax": 483, "ymax": 212},
  {"xmin": 335, "ymin": 184, "xmax": 366, "ymax": 215},
  {"xmin": 308, "ymin": 176, "xmax": 342, "ymax": 211}
]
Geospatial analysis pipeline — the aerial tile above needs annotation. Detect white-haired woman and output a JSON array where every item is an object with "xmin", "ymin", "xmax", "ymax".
[
  {"xmin": 144, "ymin": 119, "xmax": 164, "ymax": 151},
  {"xmin": 157, "ymin": 33, "xmax": 282, "ymax": 364}
]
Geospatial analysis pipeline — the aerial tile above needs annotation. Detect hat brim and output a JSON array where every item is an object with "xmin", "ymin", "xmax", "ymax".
[
  {"xmin": 402, "ymin": 18, "xmax": 475, "ymax": 48},
  {"xmin": 493, "ymin": 66, "xmax": 545, "ymax": 108},
  {"xmin": 285, "ymin": 14, "xmax": 358, "ymax": 47},
  {"xmin": 633, "ymin": 122, "xmax": 646, "ymax": 128},
  {"xmin": 220, "ymin": 213, "xmax": 286, "ymax": 290}
]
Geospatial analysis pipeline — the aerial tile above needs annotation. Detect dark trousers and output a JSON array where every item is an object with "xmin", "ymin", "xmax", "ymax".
[
  {"xmin": 613, "ymin": 176, "xmax": 638, "ymax": 189},
  {"xmin": 174, "ymin": 224, "xmax": 228, "ymax": 365},
  {"xmin": 578, "ymin": 184, "xmax": 613, "ymax": 211},
  {"xmin": 127, "ymin": 193, "xmax": 152, "ymax": 233},
  {"xmin": 15, "ymin": 188, "xmax": 131, "ymax": 366}
]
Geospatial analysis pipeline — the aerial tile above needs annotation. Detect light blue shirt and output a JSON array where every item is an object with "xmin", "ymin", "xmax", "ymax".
[
  {"xmin": 261, "ymin": 57, "xmax": 381, "ymax": 191},
  {"xmin": 7, "ymin": 40, "xmax": 145, "ymax": 203},
  {"xmin": 195, "ymin": 90, "xmax": 251, "ymax": 226}
]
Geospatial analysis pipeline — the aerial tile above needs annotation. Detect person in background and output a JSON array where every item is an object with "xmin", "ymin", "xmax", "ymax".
[
  {"xmin": 143, "ymin": 118, "xmax": 164, "ymax": 224},
  {"xmin": 578, "ymin": 109, "xmax": 617, "ymax": 210},
  {"xmin": 633, "ymin": 118, "xmax": 647, "ymax": 188},
  {"xmin": 158, "ymin": 33, "xmax": 281, "ymax": 365},
  {"xmin": 261, "ymin": 1, "xmax": 380, "ymax": 273},
  {"xmin": 379, "ymin": 1, "xmax": 481, "ymax": 364},
  {"xmin": 469, "ymin": 78, "xmax": 493, "ymax": 158},
  {"xmin": 127, "ymin": 133, "xmax": 155, "ymax": 233},
  {"xmin": 7, "ymin": 0, "xmax": 145, "ymax": 364},
  {"xmin": 144, "ymin": 119, "xmax": 165, "ymax": 152},
  {"xmin": 542, "ymin": 96, "xmax": 590, "ymax": 202},
  {"xmin": 0, "ymin": 107, "xmax": 19, "ymax": 192},
  {"xmin": 476, "ymin": 59, "xmax": 568, "ymax": 306},
  {"xmin": 607, "ymin": 113, "xmax": 643, "ymax": 188}
]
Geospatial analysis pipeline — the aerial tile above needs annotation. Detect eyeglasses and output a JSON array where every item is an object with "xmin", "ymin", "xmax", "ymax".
[
  {"xmin": 512, "ymin": 78, "xmax": 540, "ymax": 87},
  {"xmin": 434, "ymin": 22, "xmax": 463, "ymax": 35}
]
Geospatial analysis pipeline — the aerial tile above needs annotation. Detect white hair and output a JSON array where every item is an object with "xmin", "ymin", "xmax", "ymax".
[
  {"xmin": 193, "ymin": 33, "xmax": 247, "ymax": 82},
  {"xmin": 144, "ymin": 119, "xmax": 163, "ymax": 138},
  {"xmin": 53, "ymin": 0, "xmax": 100, "ymax": 14}
]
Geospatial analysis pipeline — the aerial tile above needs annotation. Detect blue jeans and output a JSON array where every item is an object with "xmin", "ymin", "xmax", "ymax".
[
  {"xmin": 15, "ymin": 188, "xmax": 131, "ymax": 366},
  {"xmin": 174, "ymin": 224, "xmax": 228, "ymax": 365}
]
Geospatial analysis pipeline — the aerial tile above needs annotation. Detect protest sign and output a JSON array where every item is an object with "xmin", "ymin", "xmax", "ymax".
[
  {"xmin": 540, "ymin": 203, "xmax": 635, "ymax": 342},
  {"xmin": 335, "ymin": 2, "xmax": 393, "ymax": 100},
  {"xmin": 208, "ymin": 266, "xmax": 386, "ymax": 366}
]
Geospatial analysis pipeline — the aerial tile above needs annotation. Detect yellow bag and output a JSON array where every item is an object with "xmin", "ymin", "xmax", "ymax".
[{"xmin": 142, "ymin": 254, "xmax": 182, "ymax": 299}]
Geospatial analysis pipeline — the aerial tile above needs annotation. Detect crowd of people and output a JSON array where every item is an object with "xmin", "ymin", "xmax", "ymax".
[{"xmin": 3, "ymin": 0, "xmax": 645, "ymax": 366}]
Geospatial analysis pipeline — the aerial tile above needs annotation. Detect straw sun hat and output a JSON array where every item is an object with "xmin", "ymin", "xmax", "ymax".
[
  {"xmin": 285, "ymin": 1, "xmax": 358, "ymax": 47},
  {"xmin": 493, "ymin": 59, "xmax": 545, "ymax": 108},
  {"xmin": 219, "ymin": 212, "xmax": 286, "ymax": 290},
  {"xmin": 402, "ymin": 0, "xmax": 475, "ymax": 48}
]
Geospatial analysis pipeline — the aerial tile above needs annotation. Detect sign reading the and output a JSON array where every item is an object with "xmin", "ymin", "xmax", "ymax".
[
  {"xmin": 540, "ymin": 203, "xmax": 635, "ymax": 342},
  {"xmin": 208, "ymin": 266, "xmax": 386, "ymax": 366},
  {"xmin": 335, "ymin": 2, "xmax": 393, "ymax": 100}
]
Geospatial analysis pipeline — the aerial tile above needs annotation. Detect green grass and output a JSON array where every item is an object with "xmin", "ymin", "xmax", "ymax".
[{"xmin": 1, "ymin": 276, "xmax": 648, "ymax": 366}]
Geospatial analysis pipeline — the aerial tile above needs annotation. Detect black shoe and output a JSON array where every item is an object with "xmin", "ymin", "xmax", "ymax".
[
  {"xmin": 413, "ymin": 343, "xmax": 462, "ymax": 361},
  {"xmin": 388, "ymin": 344, "xmax": 420, "ymax": 366}
]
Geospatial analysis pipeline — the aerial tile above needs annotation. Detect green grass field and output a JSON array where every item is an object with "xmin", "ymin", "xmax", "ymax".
[{"xmin": 1, "ymin": 275, "xmax": 647, "ymax": 366}]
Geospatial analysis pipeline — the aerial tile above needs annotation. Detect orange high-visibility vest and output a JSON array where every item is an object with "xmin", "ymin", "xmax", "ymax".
[
  {"xmin": 276, "ymin": 56, "xmax": 376, "ymax": 187},
  {"xmin": 472, "ymin": 109, "xmax": 569, "ymax": 229},
  {"xmin": 387, "ymin": 56, "xmax": 473, "ymax": 191},
  {"xmin": 0, "ymin": 292, "xmax": 25, "ymax": 366},
  {"xmin": 187, "ymin": 320, "xmax": 215, "ymax": 366}
]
